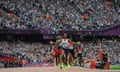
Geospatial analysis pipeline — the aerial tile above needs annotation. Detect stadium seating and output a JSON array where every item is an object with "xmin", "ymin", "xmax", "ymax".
[{"xmin": 0, "ymin": 0, "xmax": 119, "ymax": 31}]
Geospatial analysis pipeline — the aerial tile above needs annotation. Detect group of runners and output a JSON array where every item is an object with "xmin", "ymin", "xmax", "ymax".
[{"xmin": 50, "ymin": 33, "xmax": 83, "ymax": 69}]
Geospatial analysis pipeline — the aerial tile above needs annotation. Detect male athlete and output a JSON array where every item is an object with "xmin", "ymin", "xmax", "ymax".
[
  {"xmin": 59, "ymin": 34, "xmax": 69, "ymax": 65},
  {"xmin": 59, "ymin": 33, "xmax": 78, "ymax": 67},
  {"xmin": 50, "ymin": 35, "xmax": 64, "ymax": 68},
  {"xmin": 51, "ymin": 45, "xmax": 60, "ymax": 66},
  {"xmin": 76, "ymin": 42, "xmax": 83, "ymax": 67},
  {"xmin": 67, "ymin": 38, "xmax": 76, "ymax": 66}
]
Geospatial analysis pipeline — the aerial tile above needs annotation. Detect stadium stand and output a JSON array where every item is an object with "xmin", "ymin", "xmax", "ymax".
[{"xmin": 0, "ymin": 0, "xmax": 119, "ymax": 31}]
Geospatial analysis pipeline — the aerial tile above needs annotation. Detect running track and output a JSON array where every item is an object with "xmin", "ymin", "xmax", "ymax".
[{"xmin": 0, "ymin": 67, "xmax": 119, "ymax": 72}]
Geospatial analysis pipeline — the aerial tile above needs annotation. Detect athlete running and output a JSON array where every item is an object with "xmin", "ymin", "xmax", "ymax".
[
  {"xmin": 50, "ymin": 35, "xmax": 64, "ymax": 68},
  {"xmin": 76, "ymin": 42, "xmax": 83, "ymax": 67}
]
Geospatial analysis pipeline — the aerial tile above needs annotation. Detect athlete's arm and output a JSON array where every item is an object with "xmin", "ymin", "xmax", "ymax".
[{"xmin": 55, "ymin": 39, "xmax": 62, "ymax": 46}]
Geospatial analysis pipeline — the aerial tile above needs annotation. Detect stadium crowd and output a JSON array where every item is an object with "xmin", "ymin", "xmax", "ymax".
[
  {"xmin": 0, "ymin": 40, "xmax": 120, "ymax": 65},
  {"xmin": 0, "ymin": 41, "xmax": 53, "ymax": 64},
  {"xmin": 82, "ymin": 40, "xmax": 120, "ymax": 65},
  {"xmin": 0, "ymin": 0, "xmax": 120, "ymax": 31}
]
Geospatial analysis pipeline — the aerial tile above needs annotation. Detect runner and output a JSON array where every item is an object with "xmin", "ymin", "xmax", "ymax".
[
  {"xmin": 51, "ymin": 45, "xmax": 58, "ymax": 66},
  {"xmin": 50, "ymin": 35, "xmax": 64, "ymax": 69},
  {"xmin": 67, "ymin": 39, "xmax": 76, "ymax": 67},
  {"xmin": 59, "ymin": 34, "xmax": 78, "ymax": 68},
  {"xmin": 76, "ymin": 42, "xmax": 84, "ymax": 67}
]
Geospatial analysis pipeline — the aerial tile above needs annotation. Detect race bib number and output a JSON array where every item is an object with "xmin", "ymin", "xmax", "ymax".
[{"xmin": 61, "ymin": 43, "xmax": 68, "ymax": 48}]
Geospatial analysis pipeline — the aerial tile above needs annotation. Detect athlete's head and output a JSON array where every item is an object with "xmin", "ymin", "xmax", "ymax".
[
  {"xmin": 63, "ymin": 33, "xmax": 67, "ymax": 38},
  {"xmin": 77, "ymin": 41, "xmax": 81, "ymax": 45},
  {"xmin": 49, "ymin": 41, "xmax": 54, "ymax": 44}
]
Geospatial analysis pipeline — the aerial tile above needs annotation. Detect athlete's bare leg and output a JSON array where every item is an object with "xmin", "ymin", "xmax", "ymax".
[{"xmin": 54, "ymin": 58, "xmax": 56, "ymax": 66}]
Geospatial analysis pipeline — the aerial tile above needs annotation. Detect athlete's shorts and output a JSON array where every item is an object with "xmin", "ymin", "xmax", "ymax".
[
  {"xmin": 57, "ymin": 49, "xmax": 62, "ymax": 55},
  {"xmin": 62, "ymin": 48, "xmax": 68, "ymax": 54},
  {"xmin": 52, "ymin": 54, "xmax": 57, "ymax": 59},
  {"xmin": 68, "ymin": 49, "xmax": 74, "ymax": 58},
  {"xmin": 78, "ymin": 53, "xmax": 82, "ymax": 58}
]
